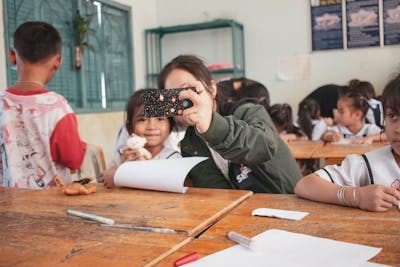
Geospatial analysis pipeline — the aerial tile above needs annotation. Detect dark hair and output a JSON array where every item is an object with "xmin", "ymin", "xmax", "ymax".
[
  {"xmin": 268, "ymin": 103, "xmax": 304, "ymax": 137},
  {"xmin": 236, "ymin": 80, "xmax": 270, "ymax": 110},
  {"xmin": 297, "ymin": 98, "xmax": 320, "ymax": 140},
  {"xmin": 216, "ymin": 77, "xmax": 269, "ymax": 115},
  {"xmin": 381, "ymin": 74, "xmax": 400, "ymax": 116},
  {"xmin": 348, "ymin": 79, "xmax": 376, "ymax": 99},
  {"xmin": 125, "ymin": 89, "xmax": 174, "ymax": 135},
  {"xmin": 339, "ymin": 91, "xmax": 369, "ymax": 117},
  {"xmin": 216, "ymin": 79, "xmax": 239, "ymax": 116},
  {"xmin": 13, "ymin": 21, "xmax": 61, "ymax": 63},
  {"xmin": 157, "ymin": 55, "xmax": 213, "ymax": 92}
]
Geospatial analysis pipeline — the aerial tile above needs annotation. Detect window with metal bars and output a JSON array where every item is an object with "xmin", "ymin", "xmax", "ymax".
[{"xmin": 3, "ymin": 0, "xmax": 134, "ymax": 113}]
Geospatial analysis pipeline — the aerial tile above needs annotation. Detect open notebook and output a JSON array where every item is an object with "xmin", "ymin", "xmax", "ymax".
[{"xmin": 114, "ymin": 157, "xmax": 207, "ymax": 193}]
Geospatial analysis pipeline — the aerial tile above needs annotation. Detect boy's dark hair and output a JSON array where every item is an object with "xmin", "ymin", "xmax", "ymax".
[
  {"xmin": 157, "ymin": 55, "xmax": 213, "ymax": 91},
  {"xmin": 348, "ymin": 79, "xmax": 376, "ymax": 99},
  {"xmin": 381, "ymin": 74, "xmax": 400, "ymax": 116},
  {"xmin": 236, "ymin": 80, "xmax": 270, "ymax": 111},
  {"xmin": 125, "ymin": 89, "xmax": 174, "ymax": 135},
  {"xmin": 339, "ymin": 91, "xmax": 369, "ymax": 117},
  {"xmin": 268, "ymin": 103, "xmax": 304, "ymax": 137},
  {"xmin": 297, "ymin": 98, "xmax": 320, "ymax": 140},
  {"xmin": 13, "ymin": 21, "xmax": 61, "ymax": 63}
]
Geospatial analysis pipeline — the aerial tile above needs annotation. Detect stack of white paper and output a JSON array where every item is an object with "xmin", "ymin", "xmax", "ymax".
[{"xmin": 187, "ymin": 229, "xmax": 382, "ymax": 267}]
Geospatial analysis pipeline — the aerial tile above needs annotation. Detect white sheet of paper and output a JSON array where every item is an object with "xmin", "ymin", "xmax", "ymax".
[
  {"xmin": 186, "ymin": 229, "xmax": 382, "ymax": 267},
  {"xmin": 252, "ymin": 208, "xmax": 309, "ymax": 220},
  {"xmin": 277, "ymin": 54, "xmax": 311, "ymax": 81},
  {"xmin": 114, "ymin": 157, "xmax": 207, "ymax": 193}
]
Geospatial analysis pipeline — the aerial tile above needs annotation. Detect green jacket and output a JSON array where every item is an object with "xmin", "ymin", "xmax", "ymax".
[{"xmin": 180, "ymin": 103, "xmax": 301, "ymax": 193}]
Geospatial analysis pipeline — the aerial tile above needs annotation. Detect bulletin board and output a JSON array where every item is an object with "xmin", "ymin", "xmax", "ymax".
[{"xmin": 311, "ymin": 0, "xmax": 400, "ymax": 51}]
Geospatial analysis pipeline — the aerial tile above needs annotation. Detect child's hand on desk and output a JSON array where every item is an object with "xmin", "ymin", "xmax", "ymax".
[
  {"xmin": 351, "ymin": 136, "xmax": 374, "ymax": 144},
  {"xmin": 357, "ymin": 185, "xmax": 400, "ymax": 211},
  {"xmin": 98, "ymin": 165, "xmax": 118, "ymax": 188},
  {"xmin": 323, "ymin": 131, "xmax": 342, "ymax": 142}
]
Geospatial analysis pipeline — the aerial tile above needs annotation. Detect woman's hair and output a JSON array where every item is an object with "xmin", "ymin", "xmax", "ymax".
[
  {"xmin": 297, "ymin": 98, "xmax": 320, "ymax": 140},
  {"xmin": 125, "ymin": 89, "xmax": 174, "ymax": 135},
  {"xmin": 381, "ymin": 73, "xmax": 400, "ymax": 116},
  {"xmin": 157, "ymin": 55, "xmax": 213, "ymax": 92},
  {"xmin": 339, "ymin": 91, "xmax": 369, "ymax": 117},
  {"xmin": 348, "ymin": 79, "xmax": 376, "ymax": 99},
  {"xmin": 268, "ymin": 103, "xmax": 304, "ymax": 137}
]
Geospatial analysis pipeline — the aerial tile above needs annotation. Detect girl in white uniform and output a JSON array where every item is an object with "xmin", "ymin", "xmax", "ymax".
[
  {"xmin": 321, "ymin": 91, "xmax": 382, "ymax": 144},
  {"xmin": 295, "ymin": 74, "xmax": 400, "ymax": 211}
]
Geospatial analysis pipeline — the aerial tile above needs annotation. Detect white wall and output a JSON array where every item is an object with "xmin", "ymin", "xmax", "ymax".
[{"xmin": 155, "ymin": 0, "xmax": 400, "ymax": 112}]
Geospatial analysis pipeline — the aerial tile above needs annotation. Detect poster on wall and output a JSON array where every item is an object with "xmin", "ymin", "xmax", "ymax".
[
  {"xmin": 311, "ymin": 0, "xmax": 344, "ymax": 50},
  {"xmin": 346, "ymin": 0, "xmax": 380, "ymax": 48},
  {"xmin": 383, "ymin": 0, "xmax": 400, "ymax": 45}
]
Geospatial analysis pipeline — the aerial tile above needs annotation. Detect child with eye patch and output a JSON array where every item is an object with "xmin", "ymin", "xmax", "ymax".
[
  {"xmin": 295, "ymin": 74, "xmax": 400, "ymax": 211},
  {"xmin": 321, "ymin": 91, "xmax": 382, "ymax": 144}
]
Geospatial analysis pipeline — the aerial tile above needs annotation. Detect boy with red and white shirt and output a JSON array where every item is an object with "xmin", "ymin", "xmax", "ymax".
[{"xmin": 0, "ymin": 21, "xmax": 86, "ymax": 189}]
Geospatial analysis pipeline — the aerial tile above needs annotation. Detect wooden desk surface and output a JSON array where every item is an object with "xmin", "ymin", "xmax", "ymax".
[
  {"xmin": 160, "ymin": 194, "xmax": 400, "ymax": 266},
  {"xmin": 312, "ymin": 142, "xmax": 389, "ymax": 159},
  {"xmin": 0, "ymin": 185, "xmax": 252, "ymax": 266},
  {"xmin": 286, "ymin": 141, "xmax": 324, "ymax": 159}
]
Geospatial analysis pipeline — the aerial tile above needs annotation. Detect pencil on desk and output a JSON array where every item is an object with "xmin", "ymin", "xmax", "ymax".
[
  {"xmin": 100, "ymin": 224, "xmax": 180, "ymax": 234},
  {"xmin": 67, "ymin": 209, "xmax": 115, "ymax": 225}
]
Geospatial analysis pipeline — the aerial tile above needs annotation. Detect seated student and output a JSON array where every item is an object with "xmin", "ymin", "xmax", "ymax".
[
  {"xmin": 348, "ymin": 79, "xmax": 384, "ymax": 128},
  {"xmin": 297, "ymin": 98, "xmax": 328, "ymax": 141},
  {"xmin": 321, "ymin": 91, "xmax": 382, "ymax": 144},
  {"xmin": 295, "ymin": 74, "xmax": 400, "ymax": 211},
  {"xmin": 268, "ymin": 103, "xmax": 308, "ymax": 143},
  {"xmin": 101, "ymin": 89, "xmax": 181, "ymax": 188},
  {"xmin": 0, "ymin": 21, "xmax": 86, "ymax": 189},
  {"xmin": 157, "ymin": 55, "xmax": 302, "ymax": 193}
]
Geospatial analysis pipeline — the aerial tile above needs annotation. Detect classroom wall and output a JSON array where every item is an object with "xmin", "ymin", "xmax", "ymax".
[
  {"xmin": 0, "ymin": 0, "xmax": 158, "ymax": 164},
  {"xmin": 155, "ymin": 0, "xmax": 400, "ymax": 108}
]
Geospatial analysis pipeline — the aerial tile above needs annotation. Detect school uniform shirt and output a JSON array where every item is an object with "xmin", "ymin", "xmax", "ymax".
[
  {"xmin": 153, "ymin": 146, "xmax": 181, "ymax": 160},
  {"xmin": 311, "ymin": 119, "xmax": 328, "ymax": 141},
  {"xmin": 315, "ymin": 145, "xmax": 399, "ymax": 187},
  {"xmin": 330, "ymin": 123, "xmax": 381, "ymax": 139},
  {"xmin": 0, "ymin": 88, "xmax": 87, "ymax": 189},
  {"xmin": 366, "ymin": 98, "xmax": 384, "ymax": 128}
]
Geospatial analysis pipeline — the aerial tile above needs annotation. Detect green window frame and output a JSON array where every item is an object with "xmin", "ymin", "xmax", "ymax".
[{"xmin": 3, "ymin": 0, "xmax": 134, "ymax": 113}]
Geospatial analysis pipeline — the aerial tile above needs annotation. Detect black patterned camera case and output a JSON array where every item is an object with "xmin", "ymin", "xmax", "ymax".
[{"xmin": 143, "ymin": 88, "xmax": 195, "ymax": 117}]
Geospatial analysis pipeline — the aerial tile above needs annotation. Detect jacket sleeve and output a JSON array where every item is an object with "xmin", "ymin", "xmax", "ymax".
[{"xmin": 201, "ymin": 103, "xmax": 280, "ymax": 165}]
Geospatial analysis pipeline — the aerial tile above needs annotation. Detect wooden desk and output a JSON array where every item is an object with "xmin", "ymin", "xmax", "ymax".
[
  {"xmin": 0, "ymin": 185, "xmax": 252, "ymax": 266},
  {"xmin": 160, "ymin": 194, "xmax": 400, "ymax": 266},
  {"xmin": 312, "ymin": 142, "xmax": 389, "ymax": 165},
  {"xmin": 287, "ymin": 141, "xmax": 324, "ymax": 159}
]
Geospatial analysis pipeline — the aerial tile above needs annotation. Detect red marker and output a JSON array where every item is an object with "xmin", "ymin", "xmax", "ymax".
[{"xmin": 173, "ymin": 252, "xmax": 200, "ymax": 266}]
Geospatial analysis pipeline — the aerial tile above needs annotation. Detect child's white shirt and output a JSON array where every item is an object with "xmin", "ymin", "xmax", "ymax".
[
  {"xmin": 366, "ymin": 98, "xmax": 384, "ymax": 127},
  {"xmin": 330, "ymin": 123, "xmax": 381, "ymax": 139},
  {"xmin": 315, "ymin": 145, "xmax": 399, "ymax": 186},
  {"xmin": 311, "ymin": 119, "xmax": 328, "ymax": 140}
]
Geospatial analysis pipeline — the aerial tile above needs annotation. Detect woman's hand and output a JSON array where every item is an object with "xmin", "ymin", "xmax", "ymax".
[
  {"xmin": 351, "ymin": 136, "xmax": 374, "ymax": 144},
  {"xmin": 179, "ymin": 80, "xmax": 215, "ymax": 134},
  {"xmin": 357, "ymin": 184, "xmax": 400, "ymax": 211},
  {"xmin": 98, "ymin": 165, "xmax": 119, "ymax": 188}
]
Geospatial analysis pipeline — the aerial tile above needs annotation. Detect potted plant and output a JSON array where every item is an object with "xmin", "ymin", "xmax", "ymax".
[{"xmin": 74, "ymin": 9, "xmax": 95, "ymax": 69}]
